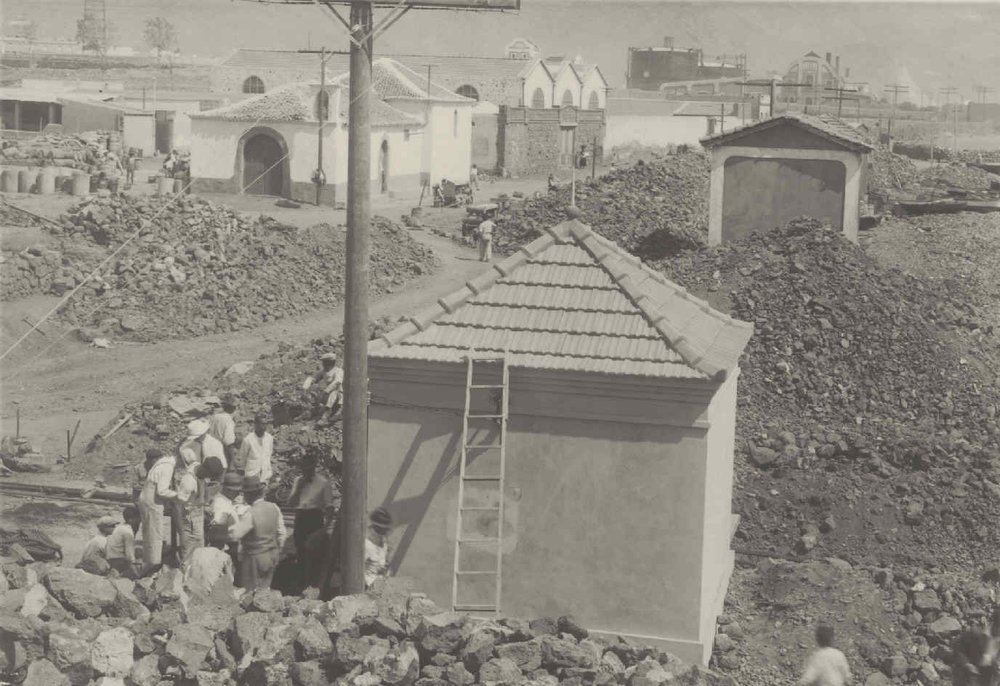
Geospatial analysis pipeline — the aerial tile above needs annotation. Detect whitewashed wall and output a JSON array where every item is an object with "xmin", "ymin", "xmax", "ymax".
[{"xmin": 605, "ymin": 114, "xmax": 710, "ymax": 149}]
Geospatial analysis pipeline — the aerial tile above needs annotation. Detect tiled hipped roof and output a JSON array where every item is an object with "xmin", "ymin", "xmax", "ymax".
[
  {"xmin": 369, "ymin": 221, "xmax": 754, "ymax": 381},
  {"xmin": 700, "ymin": 113, "xmax": 874, "ymax": 152}
]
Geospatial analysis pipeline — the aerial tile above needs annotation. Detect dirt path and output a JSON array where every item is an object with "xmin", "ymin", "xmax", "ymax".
[{"xmin": 0, "ymin": 226, "xmax": 485, "ymax": 464}]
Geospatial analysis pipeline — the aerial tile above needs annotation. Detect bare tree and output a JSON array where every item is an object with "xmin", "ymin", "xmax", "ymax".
[{"xmin": 144, "ymin": 17, "xmax": 177, "ymax": 62}]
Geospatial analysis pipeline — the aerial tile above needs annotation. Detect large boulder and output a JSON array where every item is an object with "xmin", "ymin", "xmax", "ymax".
[
  {"xmin": 415, "ymin": 612, "xmax": 469, "ymax": 656},
  {"xmin": 479, "ymin": 657, "xmax": 522, "ymax": 686},
  {"xmin": 325, "ymin": 593, "xmax": 379, "ymax": 634},
  {"xmin": 46, "ymin": 626, "xmax": 93, "ymax": 686},
  {"xmin": 109, "ymin": 578, "xmax": 150, "ymax": 621},
  {"xmin": 130, "ymin": 654, "xmax": 163, "ymax": 686},
  {"xmin": 460, "ymin": 626, "xmax": 497, "ymax": 671},
  {"xmin": 330, "ymin": 634, "xmax": 391, "ymax": 673},
  {"xmin": 0, "ymin": 612, "xmax": 47, "ymax": 662},
  {"xmin": 23, "ymin": 657, "xmax": 71, "ymax": 686},
  {"xmin": 371, "ymin": 640, "xmax": 420, "ymax": 686},
  {"xmin": 165, "ymin": 623, "xmax": 215, "ymax": 675},
  {"xmin": 91, "ymin": 627, "xmax": 134, "ymax": 677},
  {"xmin": 232, "ymin": 611, "xmax": 272, "ymax": 660},
  {"xmin": 150, "ymin": 567, "xmax": 189, "ymax": 614},
  {"xmin": 497, "ymin": 640, "xmax": 543, "ymax": 672},
  {"xmin": 44, "ymin": 568, "xmax": 118, "ymax": 618},
  {"xmin": 540, "ymin": 635, "xmax": 595, "ymax": 669},
  {"xmin": 295, "ymin": 617, "xmax": 333, "ymax": 662},
  {"xmin": 20, "ymin": 583, "xmax": 71, "ymax": 622},
  {"xmin": 289, "ymin": 661, "xmax": 326, "ymax": 686}
]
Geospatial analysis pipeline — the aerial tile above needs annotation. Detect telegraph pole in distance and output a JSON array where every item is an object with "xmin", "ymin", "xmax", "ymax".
[
  {"xmin": 824, "ymin": 86, "xmax": 859, "ymax": 119},
  {"xmin": 939, "ymin": 86, "xmax": 958, "ymax": 150},
  {"xmin": 298, "ymin": 47, "xmax": 350, "ymax": 206},
  {"xmin": 883, "ymin": 83, "xmax": 908, "ymax": 151}
]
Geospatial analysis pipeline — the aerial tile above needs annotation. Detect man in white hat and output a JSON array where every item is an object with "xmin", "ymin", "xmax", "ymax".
[
  {"xmin": 77, "ymin": 514, "xmax": 118, "ymax": 575},
  {"xmin": 181, "ymin": 418, "xmax": 227, "ymax": 470},
  {"xmin": 302, "ymin": 352, "xmax": 344, "ymax": 422}
]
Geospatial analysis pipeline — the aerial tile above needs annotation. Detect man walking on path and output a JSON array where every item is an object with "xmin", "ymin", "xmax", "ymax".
[
  {"xmin": 231, "ymin": 475, "xmax": 286, "ymax": 589},
  {"xmin": 209, "ymin": 396, "xmax": 239, "ymax": 467},
  {"xmin": 138, "ymin": 448, "xmax": 176, "ymax": 569},
  {"xmin": 477, "ymin": 213, "xmax": 495, "ymax": 262},
  {"xmin": 799, "ymin": 624, "xmax": 852, "ymax": 686},
  {"xmin": 236, "ymin": 412, "xmax": 274, "ymax": 483}
]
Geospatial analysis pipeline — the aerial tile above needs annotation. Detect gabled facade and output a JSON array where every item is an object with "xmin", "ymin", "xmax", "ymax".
[
  {"xmin": 366, "ymin": 219, "xmax": 753, "ymax": 665},
  {"xmin": 701, "ymin": 113, "xmax": 873, "ymax": 244}
]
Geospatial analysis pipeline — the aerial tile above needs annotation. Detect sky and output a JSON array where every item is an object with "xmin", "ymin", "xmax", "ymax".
[{"xmin": 4, "ymin": 0, "xmax": 1000, "ymax": 102}]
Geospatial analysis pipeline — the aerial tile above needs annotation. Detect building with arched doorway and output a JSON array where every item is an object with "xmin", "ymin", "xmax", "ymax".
[{"xmin": 189, "ymin": 59, "xmax": 475, "ymax": 204}]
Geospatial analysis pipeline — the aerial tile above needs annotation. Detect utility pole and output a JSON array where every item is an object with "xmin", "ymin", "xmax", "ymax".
[
  {"xmin": 591, "ymin": 134, "xmax": 597, "ymax": 180},
  {"xmin": 340, "ymin": 0, "xmax": 374, "ymax": 596},
  {"xmin": 824, "ymin": 86, "xmax": 860, "ymax": 119},
  {"xmin": 939, "ymin": 86, "xmax": 958, "ymax": 149},
  {"xmin": 719, "ymin": 103, "xmax": 725, "ymax": 133},
  {"xmin": 883, "ymin": 84, "xmax": 909, "ymax": 151},
  {"xmin": 298, "ymin": 47, "xmax": 350, "ymax": 205},
  {"xmin": 737, "ymin": 79, "xmax": 811, "ymax": 119}
]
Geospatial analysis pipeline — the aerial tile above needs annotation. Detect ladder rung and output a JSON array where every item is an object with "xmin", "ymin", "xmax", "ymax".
[
  {"xmin": 464, "ymin": 444, "xmax": 502, "ymax": 450},
  {"xmin": 456, "ymin": 570, "xmax": 498, "ymax": 575},
  {"xmin": 454, "ymin": 604, "xmax": 498, "ymax": 611},
  {"xmin": 461, "ymin": 506, "xmax": 501, "ymax": 511},
  {"xmin": 469, "ymin": 384, "xmax": 505, "ymax": 389},
  {"xmin": 458, "ymin": 537, "xmax": 501, "ymax": 543},
  {"xmin": 468, "ymin": 414, "xmax": 504, "ymax": 418},
  {"xmin": 462, "ymin": 475, "xmax": 502, "ymax": 481}
]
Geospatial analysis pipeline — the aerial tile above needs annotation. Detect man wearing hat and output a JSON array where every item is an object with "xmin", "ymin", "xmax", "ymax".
[
  {"xmin": 106, "ymin": 506, "xmax": 142, "ymax": 578},
  {"xmin": 210, "ymin": 470, "xmax": 245, "ymax": 578},
  {"xmin": 138, "ymin": 448, "xmax": 177, "ymax": 568},
  {"xmin": 77, "ymin": 515, "xmax": 118, "ymax": 575},
  {"xmin": 365, "ymin": 507, "xmax": 393, "ymax": 589},
  {"xmin": 231, "ymin": 475, "xmax": 286, "ymax": 589},
  {"xmin": 302, "ymin": 352, "xmax": 344, "ymax": 422},
  {"xmin": 208, "ymin": 396, "xmax": 239, "ymax": 468},
  {"xmin": 286, "ymin": 450, "xmax": 336, "ymax": 580},
  {"xmin": 182, "ymin": 418, "xmax": 227, "ymax": 470},
  {"xmin": 236, "ymin": 412, "xmax": 274, "ymax": 484}
]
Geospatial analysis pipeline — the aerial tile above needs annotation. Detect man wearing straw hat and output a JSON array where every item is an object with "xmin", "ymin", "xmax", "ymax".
[
  {"xmin": 231, "ymin": 474, "xmax": 286, "ymax": 589},
  {"xmin": 182, "ymin": 418, "xmax": 227, "ymax": 470}
]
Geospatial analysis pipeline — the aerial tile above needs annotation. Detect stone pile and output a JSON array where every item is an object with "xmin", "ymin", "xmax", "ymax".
[
  {"xmin": 891, "ymin": 143, "xmax": 1000, "ymax": 165},
  {"xmin": 0, "ymin": 560, "xmax": 732, "ymax": 686},
  {"xmin": 657, "ymin": 218, "xmax": 1000, "ymax": 566},
  {"xmin": 493, "ymin": 152, "xmax": 709, "ymax": 259},
  {"xmin": 0, "ymin": 131, "xmax": 119, "ymax": 172},
  {"xmin": 915, "ymin": 163, "xmax": 1000, "ymax": 191},
  {"xmin": 867, "ymin": 147, "xmax": 920, "ymax": 193},
  {"xmin": 48, "ymin": 195, "xmax": 437, "ymax": 341}
]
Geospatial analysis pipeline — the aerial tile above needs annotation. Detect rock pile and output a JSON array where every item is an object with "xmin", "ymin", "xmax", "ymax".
[
  {"xmin": 867, "ymin": 147, "xmax": 920, "ymax": 193},
  {"xmin": 915, "ymin": 163, "xmax": 1000, "ymax": 191},
  {"xmin": 493, "ymin": 152, "xmax": 709, "ymax": 259},
  {"xmin": 0, "ymin": 561, "xmax": 731, "ymax": 686},
  {"xmin": 0, "ymin": 131, "xmax": 120, "ymax": 172},
  {"xmin": 48, "ymin": 195, "xmax": 437, "ymax": 341},
  {"xmin": 656, "ymin": 218, "xmax": 1000, "ymax": 566},
  {"xmin": 891, "ymin": 143, "xmax": 1000, "ymax": 165}
]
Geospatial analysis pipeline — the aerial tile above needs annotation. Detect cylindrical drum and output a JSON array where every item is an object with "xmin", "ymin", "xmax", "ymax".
[
  {"xmin": 173, "ymin": 178, "xmax": 184, "ymax": 194},
  {"xmin": 36, "ymin": 170, "xmax": 56, "ymax": 195},
  {"xmin": 108, "ymin": 177, "xmax": 120, "ymax": 194},
  {"xmin": 157, "ymin": 176, "xmax": 174, "ymax": 196},
  {"xmin": 55, "ymin": 175, "xmax": 69, "ymax": 193},
  {"xmin": 18, "ymin": 169, "xmax": 36, "ymax": 193},
  {"xmin": 71, "ymin": 172, "xmax": 91, "ymax": 197},
  {"xmin": 0, "ymin": 169, "xmax": 17, "ymax": 193}
]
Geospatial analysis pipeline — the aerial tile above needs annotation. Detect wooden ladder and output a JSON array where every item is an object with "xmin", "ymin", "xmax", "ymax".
[{"xmin": 452, "ymin": 351, "xmax": 510, "ymax": 615}]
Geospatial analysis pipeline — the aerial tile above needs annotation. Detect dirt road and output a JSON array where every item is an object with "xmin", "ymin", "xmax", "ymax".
[{"xmin": 0, "ymin": 210, "xmax": 488, "ymax": 468}]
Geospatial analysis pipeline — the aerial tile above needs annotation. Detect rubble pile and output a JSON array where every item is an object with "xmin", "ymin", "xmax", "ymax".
[
  {"xmin": 0, "ymin": 562, "xmax": 731, "ymax": 686},
  {"xmin": 656, "ymin": 218, "xmax": 1000, "ymax": 565},
  {"xmin": 0, "ymin": 131, "xmax": 120, "ymax": 172},
  {"xmin": 0, "ymin": 201, "xmax": 51, "ymax": 228},
  {"xmin": 866, "ymin": 147, "xmax": 920, "ymax": 193},
  {"xmin": 0, "ymin": 242, "xmax": 103, "ymax": 301},
  {"xmin": 493, "ymin": 152, "xmax": 709, "ymax": 259},
  {"xmin": 891, "ymin": 143, "xmax": 1000, "ymax": 164},
  {"xmin": 916, "ymin": 163, "xmax": 1000, "ymax": 190},
  {"xmin": 49, "ymin": 195, "xmax": 437, "ymax": 341}
]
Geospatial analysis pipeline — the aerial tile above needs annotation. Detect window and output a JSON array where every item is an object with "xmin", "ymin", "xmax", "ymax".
[
  {"xmin": 315, "ymin": 90, "xmax": 330, "ymax": 121},
  {"xmin": 587, "ymin": 91, "xmax": 600, "ymax": 110},
  {"xmin": 456, "ymin": 85, "xmax": 479, "ymax": 101},
  {"xmin": 242, "ymin": 76, "xmax": 265, "ymax": 94},
  {"xmin": 453, "ymin": 110, "xmax": 458, "ymax": 137},
  {"xmin": 531, "ymin": 87, "xmax": 545, "ymax": 109},
  {"xmin": 561, "ymin": 89, "xmax": 574, "ymax": 107}
]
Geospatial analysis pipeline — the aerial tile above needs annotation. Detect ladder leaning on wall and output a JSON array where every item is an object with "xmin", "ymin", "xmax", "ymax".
[{"xmin": 451, "ymin": 350, "xmax": 510, "ymax": 615}]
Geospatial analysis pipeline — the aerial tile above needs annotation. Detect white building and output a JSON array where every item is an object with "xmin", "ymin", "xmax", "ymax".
[{"xmin": 189, "ymin": 58, "xmax": 474, "ymax": 205}]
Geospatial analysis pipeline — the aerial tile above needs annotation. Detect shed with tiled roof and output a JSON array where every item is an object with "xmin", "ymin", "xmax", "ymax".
[
  {"xmin": 700, "ymin": 113, "xmax": 873, "ymax": 244},
  {"xmin": 366, "ymin": 219, "xmax": 753, "ymax": 666}
]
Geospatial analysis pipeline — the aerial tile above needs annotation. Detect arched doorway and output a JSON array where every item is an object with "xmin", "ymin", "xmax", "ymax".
[
  {"xmin": 242, "ymin": 76, "xmax": 265, "ymax": 94},
  {"xmin": 243, "ymin": 133, "xmax": 285, "ymax": 196},
  {"xmin": 379, "ymin": 139, "xmax": 389, "ymax": 193}
]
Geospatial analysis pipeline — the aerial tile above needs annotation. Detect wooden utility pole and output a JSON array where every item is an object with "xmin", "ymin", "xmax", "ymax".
[
  {"xmin": 299, "ymin": 48, "xmax": 350, "ymax": 206},
  {"xmin": 883, "ymin": 84, "xmax": 909, "ymax": 151},
  {"xmin": 341, "ymin": 1, "xmax": 374, "ymax": 595},
  {"xmin": 737, "ymin": 79, "xmax": 812, "ymax": 119},
  {"xmin": 939, "ymin": 86, "xmax": 958, "ymax": 149},
  {"xmin": 824, "ymin": 86, "xmax": 860, "ymax": 119},
  {"xmin": 591, "ymin": 134, "xmax": 597, "ymax": 180}
]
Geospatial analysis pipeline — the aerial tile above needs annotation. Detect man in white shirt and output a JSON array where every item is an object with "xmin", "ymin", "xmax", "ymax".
[
  {"xmin": 181, "ymin": 418, "xmax": 227, "ymax": 470},
  {"xmin": 77, "ymin": 515, "xmax": 118, "ymax": 575},
  {"xmin": 236, "ymin": 412, "xmax": 274, "ymax": 483},
  {"xmin": 477, "ymin": 215, "xmax": 495, "ymax": 262},
  {"xmin": 138, "ymin": 449, "xmax": 177, "ymax": 568},
  {"xmin": 208, "ymin": 396, "xmax": 238, "ymax": 467},
  {"xmin": 303, "ymin": 353, "xmax": 344, "ymax": 421},
  {"xmin": 799, "ymin": 624, "xmax": 852, "ymax": 686},
  {"xmin": 106, "ymin": 506, "xmax": 142, "ymax": 578}
]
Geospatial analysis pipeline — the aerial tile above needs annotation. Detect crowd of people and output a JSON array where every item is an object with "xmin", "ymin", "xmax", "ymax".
[{"xmin": 76, "ymin": 360, "xmax": 392, "ymax": 599}]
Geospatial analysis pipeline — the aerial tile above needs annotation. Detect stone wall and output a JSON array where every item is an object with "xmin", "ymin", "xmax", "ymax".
[{"xmin": 498, "ymin": 106, "xmax": 606, "ymax": 176}]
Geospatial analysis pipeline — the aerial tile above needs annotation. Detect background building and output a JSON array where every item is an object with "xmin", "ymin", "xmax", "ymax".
[{"xmin": 626, "ymin": 37, "xmax": 745, "ymax": 91}]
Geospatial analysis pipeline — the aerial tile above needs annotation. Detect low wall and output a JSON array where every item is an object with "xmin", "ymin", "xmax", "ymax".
[{"xmin": 498, "ymin": 106, "xmax": 605, "ymax": 176}]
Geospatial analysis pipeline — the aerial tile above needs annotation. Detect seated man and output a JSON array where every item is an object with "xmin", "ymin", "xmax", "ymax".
[
  {"xmin": 77, "ymin": 515, "xmax": 118, "ymax": 575},
  {"xmin": 106, "ymin": 506, "xmax": 143, "ymax": 579}
]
